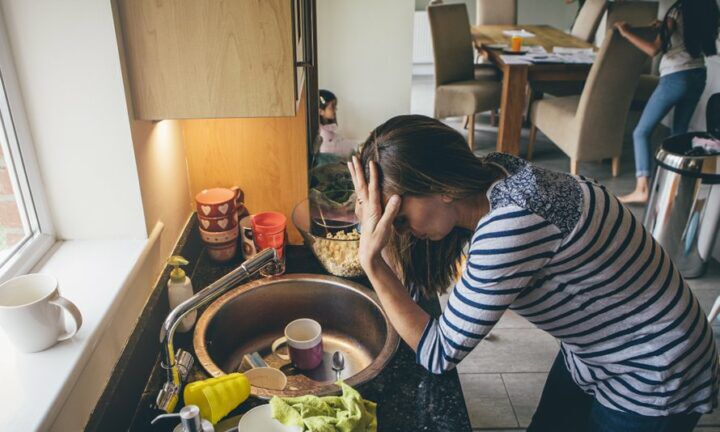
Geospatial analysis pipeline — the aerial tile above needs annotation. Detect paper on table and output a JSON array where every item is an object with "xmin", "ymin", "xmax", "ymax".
[
  {"xmin": 525, "ymin": 54, "xmax": 568, "ymax": 64},
  {"xmin": 553, "ymin": 47, "xmax": 594, "ymax": 55},
  {"xmin": 501, "ymin": 51, "xmax": 594, "ymax": 65},
  {"xmin": 500, "ymin": 46, "xmax": 550, "ymax": 64},
  {"xmin": 526, "ymin": 46, "xmax": 547, "ymax": 54},
  {"xmin": 502, "ymin": 29, "xmax": 536, "ymax": 38},
  {"xmin": 556, "ymin": 52, "xmax": 596, "ymax": 64},
  {"xmin": 500, "ymin": 55, "xmax": 533, "ymax": 65}
]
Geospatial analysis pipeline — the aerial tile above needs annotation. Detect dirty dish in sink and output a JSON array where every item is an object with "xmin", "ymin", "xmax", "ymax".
[
  {"xmin": 237, "ymin": 405, "xmax": 302, "ymax": 432},
  {"xmin": 244, "ymin": 367, "xmax": 287, "ymax": 391}
]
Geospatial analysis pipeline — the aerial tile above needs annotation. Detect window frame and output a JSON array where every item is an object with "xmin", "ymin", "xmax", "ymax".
[{"xmin": 0, "ymin": 13, "xmax": 54, "ymax": 283}]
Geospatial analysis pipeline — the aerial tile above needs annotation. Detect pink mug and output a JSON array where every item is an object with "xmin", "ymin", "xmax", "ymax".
[
  {"xmin": 271, "ymin": 318, "xmax": 323, "ymax": 370},
  {"xmin": 206, "ymin": 240, "xmax": 237, "ymax": 263},
  {"xmin": 195, "ymin": 187, "xmax": 242, "ymax": 218},
  {"xmin": 198, "ymin": 211, "xmax": 238, "ymax": 232}
]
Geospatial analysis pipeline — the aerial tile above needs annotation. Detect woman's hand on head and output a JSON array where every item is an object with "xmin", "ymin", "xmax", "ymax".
[{"xmin": 348, "ymin": 156, "xmax": 402, "ymax": 271}]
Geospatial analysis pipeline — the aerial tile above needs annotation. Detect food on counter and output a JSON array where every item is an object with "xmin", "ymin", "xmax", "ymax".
[
  {"xmin": 271, "ymin": 381, "xmax": 377, "ymax": 432},
  {"xmin": 311, "ymin": 229, "xmax": 364, "ymax": 277}
]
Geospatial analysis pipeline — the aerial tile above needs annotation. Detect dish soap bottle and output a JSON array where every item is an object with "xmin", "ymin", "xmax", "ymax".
[{"xmin": 167, "ymin": 255, "xmax": 196, "ymax": 333}]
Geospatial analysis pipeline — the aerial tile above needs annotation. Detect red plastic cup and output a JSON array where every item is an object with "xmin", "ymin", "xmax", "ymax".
[{"xmin": 252, "ymin": 212, "xmax": 287, "ymax": 275}]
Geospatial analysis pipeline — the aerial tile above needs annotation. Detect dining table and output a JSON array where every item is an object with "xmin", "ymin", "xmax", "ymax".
[{"xmin": 471, "ymin": 24, "xmax": 595, "ymax": 156}]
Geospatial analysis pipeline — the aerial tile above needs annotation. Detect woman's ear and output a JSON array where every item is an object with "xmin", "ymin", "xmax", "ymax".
[{"xmin": 441, "ymin": 194, "xmax": 454, "ymax": 204}]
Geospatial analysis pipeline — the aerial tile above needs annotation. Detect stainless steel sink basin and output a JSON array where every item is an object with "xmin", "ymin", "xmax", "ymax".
[{"xmin": 193, "ymin": 274, "xmax": 400, "ymax": 398}]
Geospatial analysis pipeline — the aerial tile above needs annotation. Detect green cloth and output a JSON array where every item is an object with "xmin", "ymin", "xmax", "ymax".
[{"xmin": 270, "ymin": 382, "xmax": 377, "ymax": 432}]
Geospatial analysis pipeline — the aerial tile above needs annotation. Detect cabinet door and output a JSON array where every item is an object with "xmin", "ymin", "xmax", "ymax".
[{"xmin": 117, "ymin": 0, "xmax": 296, "ymax": 120}]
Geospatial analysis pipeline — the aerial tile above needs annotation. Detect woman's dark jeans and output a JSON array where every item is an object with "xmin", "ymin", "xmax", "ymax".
[{"xmin": 526, "ymin": 352, "xmax": 702, "ymax": 432}]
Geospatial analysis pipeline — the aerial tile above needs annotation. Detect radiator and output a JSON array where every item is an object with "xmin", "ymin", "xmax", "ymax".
[{"xmin": 413, "ymin": 11, "xmax": 434, "ymax": 64}]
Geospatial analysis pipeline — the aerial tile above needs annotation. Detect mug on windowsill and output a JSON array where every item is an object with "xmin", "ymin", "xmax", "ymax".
[{"xmin": 0, "ymin": 273, "xmax": 83, "ymax": 353}]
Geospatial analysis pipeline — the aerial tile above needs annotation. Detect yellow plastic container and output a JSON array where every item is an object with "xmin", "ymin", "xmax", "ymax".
[{"xmin": 183, "ymin": 373, "xmax": 251, "ymax": 424}]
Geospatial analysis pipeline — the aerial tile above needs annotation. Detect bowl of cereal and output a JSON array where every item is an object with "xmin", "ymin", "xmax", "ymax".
[{"xmin": 292, "ymin": 196, "xmax": 364, "ymax": 278}]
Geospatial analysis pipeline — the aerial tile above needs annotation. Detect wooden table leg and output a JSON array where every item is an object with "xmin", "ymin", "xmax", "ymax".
[{"xmin": 496, "ymin": 65, "xmax": 528, "ymax": 156}]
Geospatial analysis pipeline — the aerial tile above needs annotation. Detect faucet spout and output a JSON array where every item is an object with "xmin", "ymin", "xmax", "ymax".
[{"xmin": 156, "ymin": 247, "xmax": 278, "ymax": 412}]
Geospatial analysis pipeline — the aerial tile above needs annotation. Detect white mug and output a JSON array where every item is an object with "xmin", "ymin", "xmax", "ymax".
[
  {"xmin": 0, "ymin": 274, "xmax": 83, "ymax": 353},
  {"xmin": 240, "ymin": 215, "xmax": 258, "ymax": 259}
]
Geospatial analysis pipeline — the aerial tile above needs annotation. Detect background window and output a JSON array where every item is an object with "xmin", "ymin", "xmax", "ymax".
[{"xmin": 0, "ymin": 18, "xmax": 54, "ymax": 281}]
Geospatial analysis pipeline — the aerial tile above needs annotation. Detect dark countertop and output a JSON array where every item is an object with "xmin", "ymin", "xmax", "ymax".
[{"xmin": 118, "ymin": 222, "xmax": 471, "ymax": 432}]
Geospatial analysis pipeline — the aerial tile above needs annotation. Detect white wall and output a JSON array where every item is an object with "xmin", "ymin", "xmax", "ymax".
[
  {"xmin": 416, "ymin": 0, "xmax": 578, "ymax": 30},
  {"xmin": 317, "ymin": 0, "xmax": 414, "ymax": 141},
  {"xmin": 687, "ymin": 55, "xmax": 720, "ymax": 133},
  {"xmin": 518, "ymin": 0, "xmax": 577, "ymax": 30},
  {"xmin": 1, "ymin": 0, "xmax": 146, "ymax": 240}
]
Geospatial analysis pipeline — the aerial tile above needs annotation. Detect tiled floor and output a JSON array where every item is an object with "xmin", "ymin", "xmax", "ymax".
[{"xmin": 411, "ymin": 75, "xmax": 720, "ymax": 431}]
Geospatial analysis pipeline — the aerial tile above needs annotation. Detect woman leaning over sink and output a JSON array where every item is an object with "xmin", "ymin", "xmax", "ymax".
[{"xmin": 348, "ymin": 115, "xmax": 719, "ymax": 432}]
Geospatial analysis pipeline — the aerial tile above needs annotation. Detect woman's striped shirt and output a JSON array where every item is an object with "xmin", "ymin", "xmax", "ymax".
[{"xmin": 415, "ymin": 153, "xmax": 719, "ymax": 416}]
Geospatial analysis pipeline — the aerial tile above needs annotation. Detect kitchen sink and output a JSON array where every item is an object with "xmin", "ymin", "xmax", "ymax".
[{"xmin": 193, "ymin": 274, "xmax": 400, "ymax": 398}]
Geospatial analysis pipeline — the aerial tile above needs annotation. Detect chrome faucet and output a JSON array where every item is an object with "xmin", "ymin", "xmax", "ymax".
[{"xmin": 156, "ymin": 247, "xmax": 278, "ymax": 412}]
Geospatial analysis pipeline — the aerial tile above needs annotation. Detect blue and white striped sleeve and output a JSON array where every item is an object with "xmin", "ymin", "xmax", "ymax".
[{"xmin": 416, "ymin": 205, "xmax": 563, "ymax": 374}]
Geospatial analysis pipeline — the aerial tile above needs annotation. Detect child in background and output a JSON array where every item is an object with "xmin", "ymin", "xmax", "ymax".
[
  {"xmin": 615, "ymin": 0, "xmax": 718, "ymax": 203},
  {"xmin": 318, "ymin": 89, "xmax": 355, "ymax": 159}
]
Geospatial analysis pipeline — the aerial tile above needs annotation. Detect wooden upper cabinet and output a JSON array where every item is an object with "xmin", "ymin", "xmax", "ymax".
[{"xmin": 116, "ymin": 0, "xmax": 298, "ymax": 120}]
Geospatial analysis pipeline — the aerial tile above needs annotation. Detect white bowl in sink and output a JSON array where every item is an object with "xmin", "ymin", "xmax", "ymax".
[{"xmin": 238, "ymin": 405, "xmax": 302, "ymax": 432}]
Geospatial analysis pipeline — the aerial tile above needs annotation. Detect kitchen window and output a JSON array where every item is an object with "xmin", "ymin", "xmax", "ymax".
[{"xmin": 0, "ymin": 17, "xmax": 53, "ymax": 282}]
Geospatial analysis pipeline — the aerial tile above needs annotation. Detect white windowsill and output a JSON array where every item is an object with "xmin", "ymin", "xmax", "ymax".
[{"xmin": 0, "ymin": 237, "xmax": 146, "ymax": 432}]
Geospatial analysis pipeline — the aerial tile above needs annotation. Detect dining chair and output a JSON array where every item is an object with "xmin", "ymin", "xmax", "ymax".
[
  {"xmin": 605, "ymin": 1, "xmax": 658, "ymax": 29},
  {"xmin": 543, "ymin": 1, "xmax": 658, "ymax": 101},
  {"xmin": 528, "ymin": 0, "xmax": 610, "ymax": 111},
  {"xmin": 473, "ymin": 0, "xmax": 512, "ymax": 109},
  {"xmin": 527, "ymin": 28, "xmax": 647, "ymax": 176},
  {"xmin": 476, "ymin": 0, "xmax": 517, "ymax": 25},
  {"xmin": 428, "ymin": 3, "xmax": 501, "ymax": 150},
  {"xmin": 571, "ymin": 0, "xmax": 609, "ymax": 43},
  {"xmin": 606, "ymin": 1, "xmax": 660, "ymax": 110}
]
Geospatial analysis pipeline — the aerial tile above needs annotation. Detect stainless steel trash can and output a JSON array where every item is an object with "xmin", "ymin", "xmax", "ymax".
[{"xmin": 644, "ymin": 133, "xmax": 720, "ymax": 278}]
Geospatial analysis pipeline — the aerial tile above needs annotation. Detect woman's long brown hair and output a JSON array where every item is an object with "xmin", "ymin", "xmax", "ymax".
[{"xmin": 358, "ymin": 115, "xmax": 503, "ymax": 299}]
